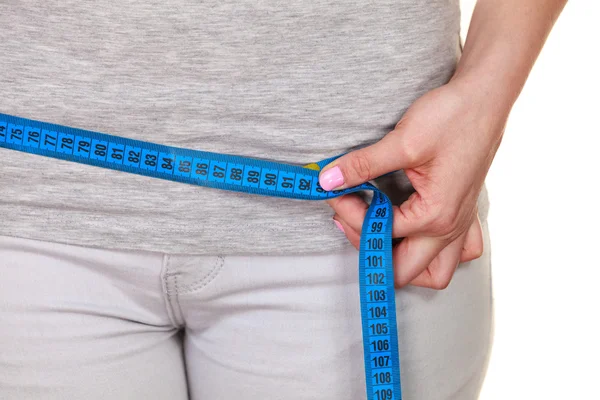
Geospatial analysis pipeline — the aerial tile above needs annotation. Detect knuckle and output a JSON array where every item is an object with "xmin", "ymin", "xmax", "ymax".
[
  {"xmin": 390, "ymin": 121, "xmax": 421, "ymax": 166},
  {"xmin": 431, "ymin": 277, "xmax": 451, "ymax": 291},
  {"xmin": 400, "ymin": 192, "xmax": 428, "ymax": 222},
  {"xmin": 431, "ymin": 207, "xmax": 460, "ymax": 235},
  {"xmin": 348, "ymin": 152, "xmax": 373, "ymax": 182},
  {"xmin": 430, "ymin": 273, "xmax": 452, "ymax": 290},
  {"xmin": 397, "ymin": 137, "xmax": 419, "ymax": 166},
  {"xmin": 471, "ymin": 243, "xmax": 484, "ymax": 260}
]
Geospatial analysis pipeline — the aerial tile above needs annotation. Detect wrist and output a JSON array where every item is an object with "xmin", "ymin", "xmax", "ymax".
[
  {"xmin": 449, "ymin": 64, "xmax": 517, "ymax": 117},
  {"xmin": 447, "ymin": 65, "xmax": 516, "ymax": 129},
  {"xmin": 440, "ymin": 73, "xmax": 511, "ymax": 147}
]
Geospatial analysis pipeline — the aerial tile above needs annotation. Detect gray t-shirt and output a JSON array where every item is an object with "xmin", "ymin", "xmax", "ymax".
[{"xmin": 0, "ymin": 1, "xmax": 488, "ymax": 255}]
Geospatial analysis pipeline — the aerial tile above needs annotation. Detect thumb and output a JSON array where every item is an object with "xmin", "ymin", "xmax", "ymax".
[{"xmin": 319, "ymin": 131, "xmax": 414, "ymax": 191}]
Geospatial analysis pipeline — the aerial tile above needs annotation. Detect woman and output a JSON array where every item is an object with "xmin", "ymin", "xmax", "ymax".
[{"xmin": 0, "ymin": 0, "xmax": 566, "ymax": 399}]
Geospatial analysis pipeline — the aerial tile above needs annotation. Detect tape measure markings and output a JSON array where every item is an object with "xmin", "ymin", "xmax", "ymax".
[{"xmin": 0, "ymin": 113, "xmax": 402, "ymax": 400}]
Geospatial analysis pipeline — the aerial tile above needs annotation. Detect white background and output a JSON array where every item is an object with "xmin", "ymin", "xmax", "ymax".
[{"xmin": 458, "ymin": 1, "xmax": 600, "ymax": 399}]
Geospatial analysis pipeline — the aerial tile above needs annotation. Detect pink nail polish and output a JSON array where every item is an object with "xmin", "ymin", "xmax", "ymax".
[
  {"xmin": 320, "ymin": 166, "xmax": 344, "ymax": 191},
  {"xmin": 333, "ymin": 219, "xmax": 345, "ymax": 233}
]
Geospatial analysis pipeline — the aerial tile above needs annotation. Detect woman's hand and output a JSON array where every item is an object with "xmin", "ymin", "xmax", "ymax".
[
  {"xmin": 321, "ymin": 0, "xmax": 568, "ymax": 290},
  {"xmin": 319, "ymin": 79, "xmax": 507, "ymax": 290}
]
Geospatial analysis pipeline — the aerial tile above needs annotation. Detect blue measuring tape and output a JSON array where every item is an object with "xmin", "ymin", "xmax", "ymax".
[{"xmin": 0, "ymin": 112, "xmax": 402, "ymax": 400}]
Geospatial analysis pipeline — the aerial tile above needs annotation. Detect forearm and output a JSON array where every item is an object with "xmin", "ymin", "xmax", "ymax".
[{"xmin": 452, "ymin": 0, "xmax": 567, "ymax": 114}]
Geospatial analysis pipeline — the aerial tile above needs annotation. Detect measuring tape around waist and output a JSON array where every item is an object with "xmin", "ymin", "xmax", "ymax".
[{"xmin": 0, "ymin": 112, "xmax": 402, "ymax": 400}]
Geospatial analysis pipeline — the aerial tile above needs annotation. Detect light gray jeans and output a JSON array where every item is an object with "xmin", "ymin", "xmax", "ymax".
[{"xmin": 0, "ymin": 225, "xmax": 493, "ymax": 400}]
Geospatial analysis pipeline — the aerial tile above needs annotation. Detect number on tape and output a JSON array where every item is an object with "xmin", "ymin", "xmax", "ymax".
[{"xmin": 0, "ymin": 112, "xmax": 402, "ymax": 400}]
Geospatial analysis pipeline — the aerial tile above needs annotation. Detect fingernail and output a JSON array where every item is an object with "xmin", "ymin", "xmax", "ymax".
[
  {"xmin": 320, "ymin": 166, "xmax": 344, "ymax": 191},
  {"xmin": 333, "ymin": 219, "xmax": 345, "ymax": 233}
]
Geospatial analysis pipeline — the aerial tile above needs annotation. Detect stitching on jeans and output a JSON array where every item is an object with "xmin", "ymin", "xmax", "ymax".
[
  {"xmin": 162, "ymin": 254, "xmax": 180, "ymax": 328},
  {"xmin": 174, "ymin": 274, "xmax": 186, "ymax": 327},
  {"xmin": 178, "ymin": 256, "xmax": 225, "ymax": 294},
  {"xmin": 178, "ymin": 256, "xmax": 224, "ymax": 293}
]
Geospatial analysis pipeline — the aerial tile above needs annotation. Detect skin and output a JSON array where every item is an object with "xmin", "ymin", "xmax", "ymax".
[{"xmin": 320, "ymin": 0, "xmax": 568, "ymax": 290}]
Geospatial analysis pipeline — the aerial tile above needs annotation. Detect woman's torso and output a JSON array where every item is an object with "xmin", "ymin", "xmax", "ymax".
[{"xmin": 0, "ymin": 0, "xmax": 472, "ymax": 255}]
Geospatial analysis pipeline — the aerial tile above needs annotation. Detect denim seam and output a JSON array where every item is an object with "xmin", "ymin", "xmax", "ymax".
[
  {"xmin": 161, "ymin": 254, "xmax": 184, "ymax": 327},
  {"xmin": 177, "ymin": 256, "xmax": 225, "ymax": 294}
]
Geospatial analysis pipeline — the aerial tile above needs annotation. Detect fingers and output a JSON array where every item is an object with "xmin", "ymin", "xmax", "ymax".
[
  {"xmin": 319, "ymin": 130, "xmax": 416, "ymax": 191},
  {"xmin": 326, "ymin": 194, "xmax": 368, "ymax": 232},
  {"xmin": 333, "ymin": 212, "xmax": 466, "ymax": 290},
  {"xmin": 329, "ymin": 193, "xmax": 482, "ymax": 291},
  {"xmin": 407, "ymin": 231, "xmax": 466, "ymax": 289},
  {"xmin": 328, "ymin": 191, "xmax": 438, "ymax": 239},
  {"xmin": 393, "ymin": 217, "xmax": 480, "ymax": 290},
  {"xmin": 331, "ymin": 199, "xmax": 455, "ymax": 290},
  {"xmin": 332, "ymin": 214, "xmax": 361, "ymax": 249},
  {"xmin": 460, "ymin": 215, "xmax": 484, "ymax": 262},
  {"xmin": 389, "ymin": 191, "xmax": 431, "ymax": 238},
  {"xmin": 391, "ymin": 235, "xmax": 448, "ymax": 288}
]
